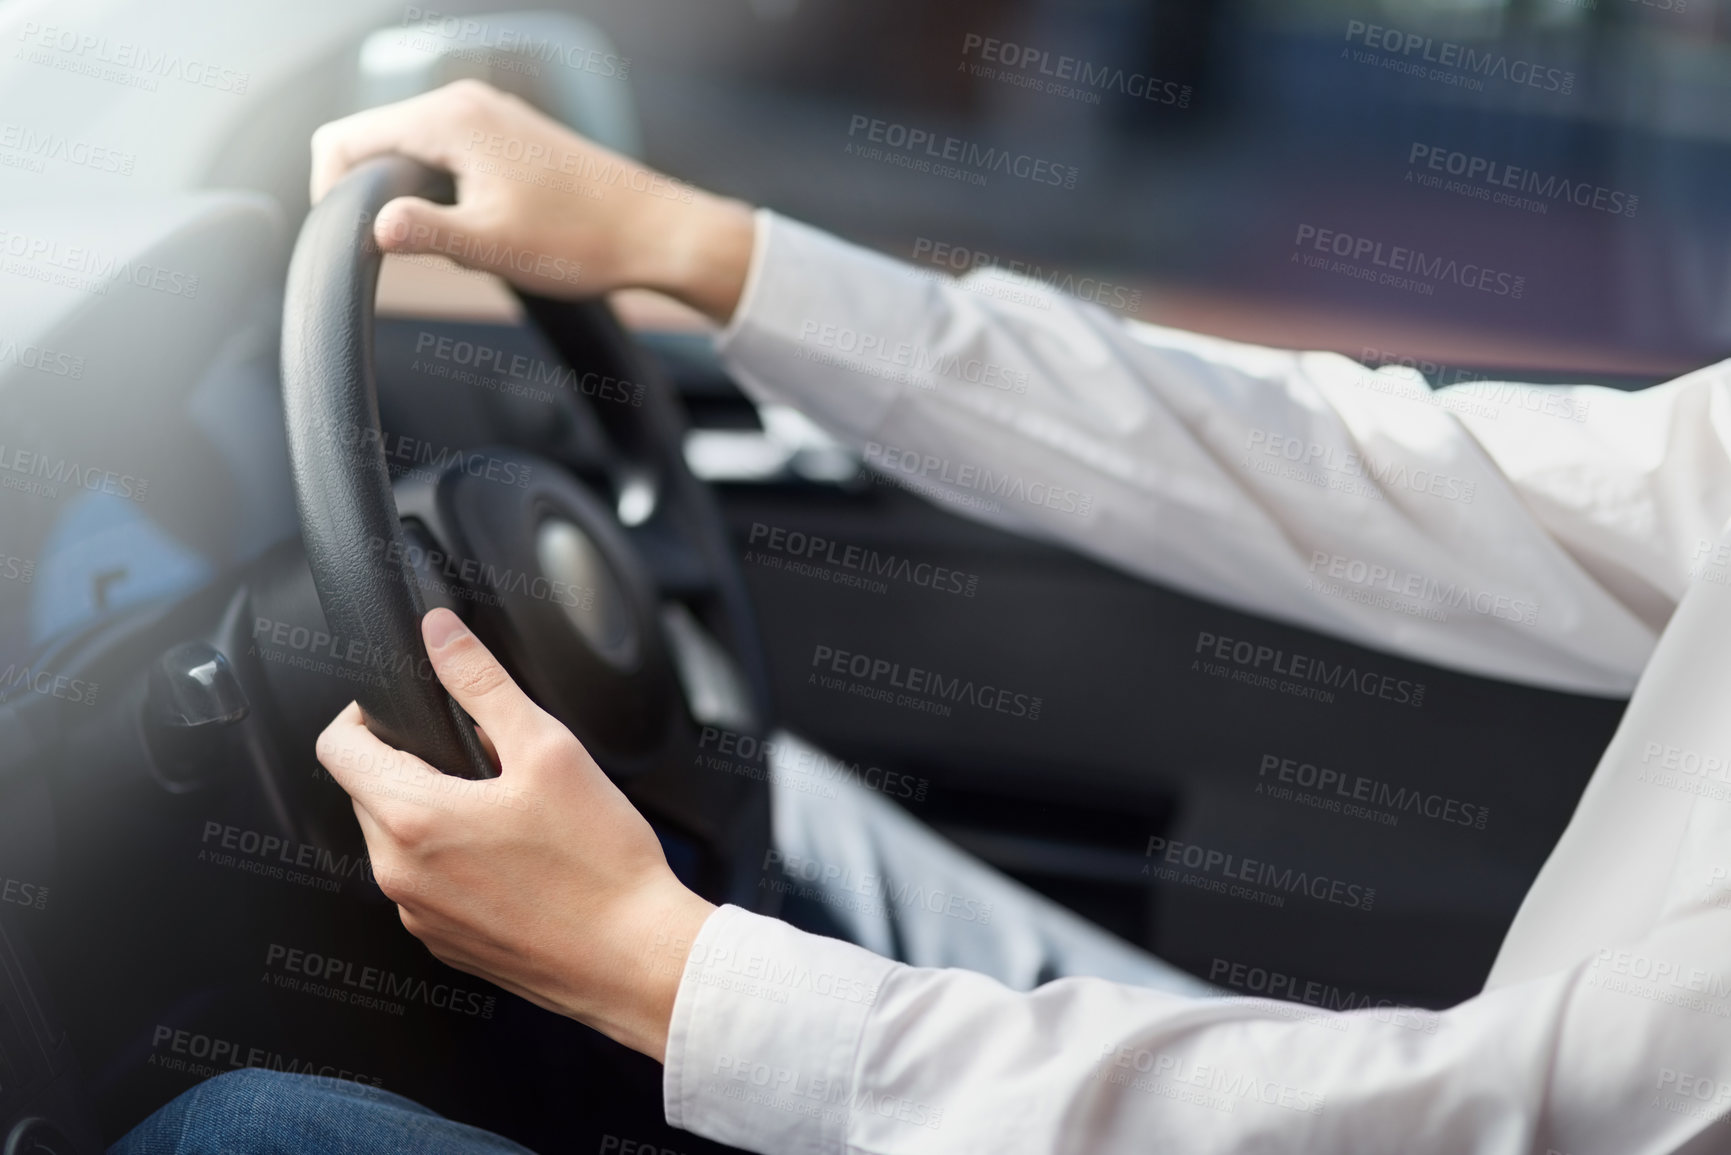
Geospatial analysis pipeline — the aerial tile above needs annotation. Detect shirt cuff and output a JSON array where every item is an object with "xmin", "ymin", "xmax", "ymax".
[
  {"xmin": 712, "ymin": 209, "xmax": 950, "ymax": 440},
  {"xmin": 663, "ymin": 904, "xmax": 900, "ymax": 1155}
]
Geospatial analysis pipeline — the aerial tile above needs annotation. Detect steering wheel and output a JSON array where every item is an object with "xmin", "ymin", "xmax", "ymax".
[{"xmin": 279, "ymin": 154, "xmax": 772, "ymax": 845}]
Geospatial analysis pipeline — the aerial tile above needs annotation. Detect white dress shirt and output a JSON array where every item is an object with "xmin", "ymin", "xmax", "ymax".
[{"xmin": 662, "ymin": 210, "xmax": 1731, "ymax": 1153}]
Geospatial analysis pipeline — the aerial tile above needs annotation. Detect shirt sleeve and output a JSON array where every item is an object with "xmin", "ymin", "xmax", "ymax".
[
  {"xmin": 713, "ymin": 209, "xmax": 1731, "ymax": 697},
  {"xmin": 666, "ymin": 900, "xmax": 1731, "ymax": 1155}
]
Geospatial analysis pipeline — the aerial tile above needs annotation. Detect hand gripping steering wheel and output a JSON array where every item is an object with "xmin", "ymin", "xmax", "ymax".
[{"xmin": 281, "ymin": 156, "xmax": 771, "ymax": 804}]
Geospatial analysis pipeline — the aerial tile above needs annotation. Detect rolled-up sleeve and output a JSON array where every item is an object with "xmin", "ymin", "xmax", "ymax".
[
  {"xmin": 715, "ymin": 210, "xmax": 1731, "ymax": 697},
  {"xmin": 667, "ymin": 900, "xmax": 1731, "ymax": 1155}
]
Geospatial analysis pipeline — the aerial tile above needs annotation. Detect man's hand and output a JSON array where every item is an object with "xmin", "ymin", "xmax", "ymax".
[
  {"xmin": 309, "ymin": 79, "xmax": 755, "ymax": 323},
  {"xmin": 315, "ymin": 607, "xmax": 715, "ymax": 1061}
]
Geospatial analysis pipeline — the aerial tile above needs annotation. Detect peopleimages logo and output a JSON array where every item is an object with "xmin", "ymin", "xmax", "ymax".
[
  {"xmin": 681, "ymin": 939, "xmax": 881, "ymax": 1006},
  {"xmin": 463, "ymin": 132, "xmax": 690, "ymax": 203},
  {"xmin": 1256, "ymin": 753, "xmax": 1490, "ymax": 831},
  {"xmin": 150, "ymin": 1025, "xmax": 385, "ymax": 1090},
  {"xmin": 1406, "ymin": 143, "xmax": 1637, "ymax": 218},
  {"xmin": 0, "ymin": 227, "xmax": 199, "ymax": 299},
  {"xmin": 1343, "ymin": 20, "xmax": 1575, "ymax": 95},
  {"xmin": 14, "ymin": 21, "xmax": 252, "ymax": 94},
  {"xmin": 251, "ymin": 614, "xmax": 434, "ymax": 688},
  {"xmin": 809, "ymin": 643, "xmax": 1043, "ymax": 720},
  {"xmin": 710, "ymin": 1054, "xmax": 944, "ymax": 1131},
  {"xmin": 1357, "ymin": 346, "xmax": 1591, "ymax": 424},
  {"xmin": 1193, "ymin": 630, "xmax": 1426, "ymax": 708},
  {"xmin": 797, "ymin": 319, "xmax": 1031, "ymax": 394},
  {"xmin": 264, "ymin": 943, "xmax": 497, "ymax": 1019},
  {"xmin": 1635, "ymin": 740, "xmax": 1731, "ymax": 802},
  {"xmin": 746, "ymin": 522, "xmax": 978, "ymax": 598},
  {"xmin": 1293, "ymin": 224, "xmax": 1525, "ymax": 300},
  {"xmin": 959, "ymin": 33, "xmax": 1191, "ymax": 108},
  {"xmin": 911, "ymin": 237, "xmax": 1144, "ymax": 313},
  {"xmin": 412, "ymin": 331, "xmax": 643, "ymax": 406},
  {"xmin": 0, "ymin": 662, "xmax": 99, "ymax": 707},
  {"xmin": 1207, "ymin": 957, "xmax": 1439, "ymax": 1034},
  {"xmin": 1653, "ymin": 1067, "xmax": 1731, "ymax": 1123},
  {"xmin": 1092, "ymin": 1043, "xmax": 1328, "ymax": 1114},
  {"xmin": 0, "ymin": 443, "xmax": 149, "ymax": 503},
  {"xmin": 316, "ymin": 412, "xmax": 532, "ymax": 489},
  {"xmin": 0, "ymin": 334, "xmax": 84, "ymax": 378},
  {"xmin": 399, "ymin": 7, "xmax": 631, "ymax": 79},
  {"xmin": 864, "ymin": 442, "xmax": 1095, "ymax": 519},
  {"xmin": 362, "ymin": 534, "xmax": 593, "ymax": 613},
  {"xmin": 1588, "ymin": 947, "xmax": 1731, "ymax": 1013},
  {"xmin": 697, "ymin": 725, "xmax": 932, "ymax": 803},
  {"xmin": 764, "ymin": 850, "xmax": 994, "ymax": 928},
  {"xmin": 200, "ymin": 820, "xmax": 373, "ymax": 892},
  {"xmin": 1, "ymin": 876, "xmax": 48, "ymax": 912},
  {"xmin": 357, "ymin": 209, "xmax": 583, "ymax": 287},
  {"xmin": 845, "ymin": 115, "xmax": 1079, "ymax": 189},
  {"xmin": 0, "ymin": 122, "xmax": 136, "ymax": 176},
  {"xmin": 1245, "ymin": 427, "xmax": 1478, "ymax": 505},
  {"xmin": 1144, "ymin": 835, "xmax": 1376, "ymax": 912},
  {"xmin": 1306, "ymin": 550, "xmax": 1538, "ymax": 627}
]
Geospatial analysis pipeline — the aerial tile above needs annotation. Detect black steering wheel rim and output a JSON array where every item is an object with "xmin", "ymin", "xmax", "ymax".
[
  {"xmin": 281, "ymin": 154, "xmax": 774, "ymax": 787},
  {"xmin": 281, "ymin": 156, "xmax": 496, "ymax": 779}
]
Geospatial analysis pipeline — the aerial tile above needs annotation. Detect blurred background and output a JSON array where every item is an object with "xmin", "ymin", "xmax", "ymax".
[{"xmin": 510, "ymin": 0, "xmax": 1731, "ymax": 380}]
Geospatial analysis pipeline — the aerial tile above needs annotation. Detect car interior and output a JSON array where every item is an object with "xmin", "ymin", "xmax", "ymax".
[{"xmin": 3, "ymin": 0, "xmax": 1720, "ymax": 1150}]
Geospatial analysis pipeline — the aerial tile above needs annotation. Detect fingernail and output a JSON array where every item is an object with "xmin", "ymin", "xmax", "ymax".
[{"xmin": 423, "ymin": 608, "xmax": 469, "ymax": 651}]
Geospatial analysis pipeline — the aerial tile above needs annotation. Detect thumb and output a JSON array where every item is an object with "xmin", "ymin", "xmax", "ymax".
[
  {"xmin": 421, "ymin": 608, "xmax": 552, "ymax": 765},
  {"xmin": 372, "ymin": 195, "xmax": 469, "ymax": 258}
]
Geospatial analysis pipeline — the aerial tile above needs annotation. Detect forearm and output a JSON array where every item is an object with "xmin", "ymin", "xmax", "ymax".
[
  {"xmin": 582, "ymin": 879, "xmax": 717, "ymax": 1062},
  {"xmin": 625, "ymin": 189, "xmax": 757, "ymax": 327},
  {"xmin": 312, "ymin": 80, "xmax": 758, "ymax": 322}
]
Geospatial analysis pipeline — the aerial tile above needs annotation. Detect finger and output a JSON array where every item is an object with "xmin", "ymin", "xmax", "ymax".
[
  {"xmin": 315, "ymin": 700, "xmax": 439, "ymax": 809},
  {"xmin": 308, "ymin": 83, "xmax": 480, "ymax": 203},
  {"xmin": 309, "ymin": 104, "xmax": 426, "ymax": 205},
  {"xmin": 473, "ymin": 722, "xmax": 502, "ymax": 774},
  {"xmin": 350, "ymin": 795, "xmax": 387, "ymax": 855},
  {"xmin": 351, "ymin": 801, "xmax": 426, "ymax": 904},
  {"xmin": 422, "ymin": 609, "xmax": 557, "ymax": 765},
  {"xmin": 372, "ymin": 195, "xmax": 471, "ymax": 257}
]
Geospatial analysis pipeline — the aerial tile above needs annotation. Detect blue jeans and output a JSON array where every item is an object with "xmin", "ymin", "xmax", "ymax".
[{"xmin": 109, "ymin": 1068, "xmax": 536, "ymax": 1155}]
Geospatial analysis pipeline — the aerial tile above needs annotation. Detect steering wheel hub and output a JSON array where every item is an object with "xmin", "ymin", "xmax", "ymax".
[
  {"xmin": 535, "ymin": 518, "xmax": 640, "ymax": 671},
  {"xmin": 394, "ymin": 446, "xmax": 682, "ymax": 766}
]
